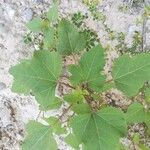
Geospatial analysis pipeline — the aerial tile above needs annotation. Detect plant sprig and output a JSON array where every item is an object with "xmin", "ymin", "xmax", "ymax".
[{"xmin": 10, "ymin": 2, "xmax": 150, "ymax": 150}]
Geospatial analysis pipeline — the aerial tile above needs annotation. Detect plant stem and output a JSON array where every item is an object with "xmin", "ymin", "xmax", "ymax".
[
  {"xmin": 105, "ymin": 78, "xmax": 113, "ymax": 83},
  {"xmin": 59, "ymin": 82, "xmax": 75, "ymax": 89}
]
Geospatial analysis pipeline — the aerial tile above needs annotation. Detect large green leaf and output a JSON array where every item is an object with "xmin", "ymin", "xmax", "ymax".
[
  {"xmin": 125, "ymin": 103, "xmax": 146, "ymax": 124},
  {"xmin": 112, "ymin": 54, "xmax": 150, "ymax": 97},
  {"xmin": 69, "ymin": 45, "xmax": 105, "ymax": 92},
  {"xmin": 9, "ymin": 51, "xmax": 62, "ymax": 110},
  {"xmin": 57, "ymin": 20, "xmax": 87, "ymax": 55},
  {"xmin": 70, "ymin": 107, "xmax": 127, "ymax": 150},
  {"xmin": 22, "ymin": 121, "xmax": 57, "ymax": 150}
]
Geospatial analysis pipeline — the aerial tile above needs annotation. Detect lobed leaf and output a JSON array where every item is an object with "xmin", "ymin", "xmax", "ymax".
[
  {"xmin": 9, "ymin": 51, "xmax": 62, "ymax": 110},
  {"xmin": 69, "ymin": 45, "xmax": 105, "ymax": 92},
  {"xmin": 70, "ymin": 107, "xmax": 127, "ymax": 150},
  {"xmin": 57, "ymin": 19, "xmax": 87, "ymax": 55}
]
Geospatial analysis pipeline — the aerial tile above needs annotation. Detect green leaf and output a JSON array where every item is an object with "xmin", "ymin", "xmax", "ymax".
[
  {"xmin": 65, "ymin": 134, "xmax": 80, "ymax": 150},
  {"xmin": 64, "ymin": 89, "xmax": 85, "ymax": 104},
  {"xmin": 43, "ymin": 28, "xmax": 56, "ymax": 50},
  {"xmin": 57, "ymin": 20, "xmax": 87, "ymax": 55},
  {"xmin": 139, "ymin": 144, "xmax": 150, "ymax": 150},
  {"xmin": 72, "ymin": 103, "xmax": 91, "ymax": 114},
  {"xmin": 47, "ymin": 2, "xmax": 58, "ymax": 22},
  {"xmin": 126, "ymin": 103, "xmax": 150, "ymax": 133},
  {"xmin": 64, "ymin": 90, "xmax": 91, "ymax": 114},
  {"xmin": 69, "ymin": 45, "xmax": 105, "ymax": 92},
  {"xmin": 22, "ymin": 121, "xmax": 57, "ymax": 150},
  {"xmin": 70, "ymin": 107, "xmax": 127, "ymax": 150},
  {"xmin": 46, "ymin": 97, "xmax": 62, "ymax": 110},
  {"xmin": 45, "ymin": 117, "xmax": 66, "ymax": 134},
  {"xmin": 125, "ymin": 103, "xmax": 146, "ymax": 124},
  {"xmin": 112, "ymin": 54, "xmax": 150, "ymax": 97},
  {"xmin": 27, "ymin": 17, "xmax": 42, "ymax": 32},
  {"xmin": 9, "ymin": 51, "xmax": 62, "ymax": 110}
]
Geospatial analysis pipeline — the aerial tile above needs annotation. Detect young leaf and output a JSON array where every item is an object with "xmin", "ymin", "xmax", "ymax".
[
  {"xmin": 9, "ymin": 51, "xmax": 62, "ymax": 110},
  {"xmin": 70, "ymin": 107, "xmax": 127, "ymax": 150},
  {"xmin": 65, "ymin": 134, "xmax": 80, "ymax": 150},
  {"xmin": 64, "ymin": 90, "xmax": 91, "ymax": 114},
  {"xmin": 64, "ymin": 89, "xmax": 85, "ymax": 104},
  {"xmin": 47, "ymin": 2, "xmax": 58, "ymax": 22},
  {"xmin": 112, "ymin": 54, "xmax": 150, "ymax": 97},
  {"xmin": 125, "ymin": 103, "xmax": 145, "ymax": 124},
  {"xmin": 57, "ymin": 20, "xmax": 87, "ymax": 55},
  {"xmin": 45, "ymin": 117, "xmax": 66, "ymax": 135},
  {"xmin": 69, "ymin": 45, "xmax": 105, "ymax": 92},
  {"xmin": 27, "ymin": 17, "xmax": 42, "ymax": 32},
  {"xmin": 22, "ymin": 121, "xmax": 57, "ymax": 150}
]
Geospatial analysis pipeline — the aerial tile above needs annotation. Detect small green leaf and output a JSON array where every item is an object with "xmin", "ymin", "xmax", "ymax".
[
  {"xmin": 112, "ymin": 54, "xmax": 150, "ymax": 97},
  {"xmin": 64, "ymin": 90, "xmax": 91, "ymax": 114},
  {"xmin": 45, "ymin": 117, "xmax": 66, "ymax": 134},
  {"xmin": 126, "ymin": 103, "xmax": 145, "ymax": 124},
  {"xmin": 22, "ymin": 121, "xmax": 57, "ymax": 150},
  {"xmin": 43, "ymin": 28, "xmax": 56, "ymax": 50},
  {"xmin": 65, "ymin": 134, "xmax": 80, "ymax": 150},
  {"xmin": 70, "ymin": 107, "xmax": 127, "ymax": 150},
  {"xmin": 133, "ymin": 133, "xmax": 140, "ymax": 144},
  {"xmin": 64, "ymin": 89, "xmax": 85, "ymax": 104},
  {"xmin": 57, "ymin": 19, "xmax": 87, "ymax": 55},
  {"xmin": 9, "ymin": 51, "xmax": 62, "ymax": 110},
  {"xmin": 69, "ymin": 45, "xmax": 105, "ymax": 92},
  {"xmin": 47, "ymin": 2, "xmax": 58, "ymax": 22},
  {"xmin": 27, "ymin": 17, "xmax": 42, "ymax": 32}
]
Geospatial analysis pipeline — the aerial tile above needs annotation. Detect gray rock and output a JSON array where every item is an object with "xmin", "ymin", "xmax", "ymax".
[
  {"xmin": 0, "ymin": 82, "xmax": 6, "ymax": 90},
  {"xmin": 32, "ymin": 0, "xmax": 43, "ymax": 3},
  {"xmin": 23, "ymin": 8, "xmax": 33, "ymax": 21}
]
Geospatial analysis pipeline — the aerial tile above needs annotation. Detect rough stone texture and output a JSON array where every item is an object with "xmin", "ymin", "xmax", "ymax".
[{"xmin": 0, "ymin": 0, "xmax": 150, "ymax": 150}]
